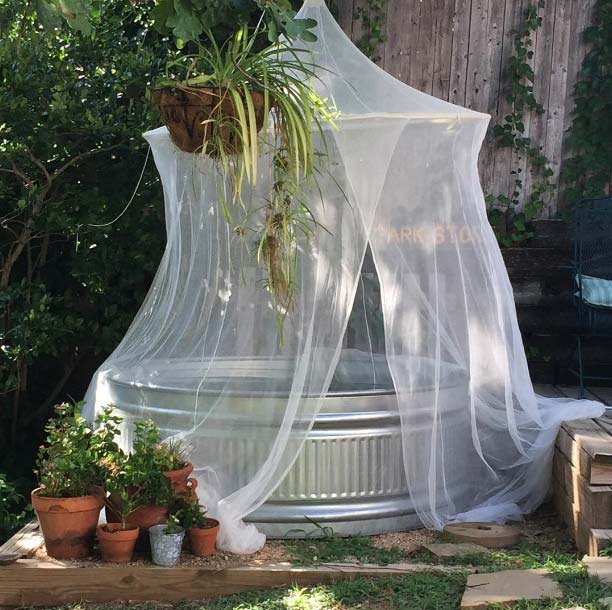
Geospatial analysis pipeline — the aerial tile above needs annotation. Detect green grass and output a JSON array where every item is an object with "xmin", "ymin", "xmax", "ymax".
[
  {"xmin": 35, "ymin": 569, "xmax": 612, "ymax": 610},
  {"xmin": 284, "ymin": 534, "xmax": 409, "ymax": 566},
  {"xmin": 411, "ymin": 542, "xmax": 580, "ymax": 572}
]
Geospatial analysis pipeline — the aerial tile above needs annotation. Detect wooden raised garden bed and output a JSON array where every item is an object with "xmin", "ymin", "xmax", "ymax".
[{"xmin": 0, "ymin": 520, "xmax": 455, "ymax": 607}]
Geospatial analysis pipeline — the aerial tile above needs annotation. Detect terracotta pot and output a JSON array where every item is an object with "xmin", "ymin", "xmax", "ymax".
[
  {"xmin": 152, "ymin": 86, "xmax": 268, "ymax": 154},
  {"xmin": 163, "ymin": 461, "xmax": 197, "ymax": 496},
  {"xmin": 32, "ymin": 488, "xmax": 104, "ymax": 559},
  {"xmin": 105, "ymin": 502, "xmax": 168, "ymax": 551},
  {"xmin": 188, "ymin": 518, "xmax": 220, "ymax": 557},
  {"xmin": 97, "ymin": 523, "xmax": 139, "ymax": 563}
]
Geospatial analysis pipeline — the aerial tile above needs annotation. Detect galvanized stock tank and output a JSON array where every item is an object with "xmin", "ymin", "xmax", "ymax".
[{"xmin": 105, "ymin": 352, "xmax": 464, "ymax": 538}]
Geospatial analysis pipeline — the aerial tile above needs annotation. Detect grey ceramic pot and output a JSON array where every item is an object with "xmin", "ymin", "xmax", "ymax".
[{"xmin": 149, "ymin": 524, "xmax": 185, "ymax": 566}]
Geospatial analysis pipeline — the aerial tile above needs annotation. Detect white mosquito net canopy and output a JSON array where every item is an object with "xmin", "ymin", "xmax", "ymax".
[{"xmin": 84, "ymin": 0, "xmax": 604, "ymax": 553}]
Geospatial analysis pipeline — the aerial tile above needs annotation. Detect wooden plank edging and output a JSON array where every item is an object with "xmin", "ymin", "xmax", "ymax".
[{"xmin": 0, "ymin": 560, "xmax": 468, "ymax": 606}]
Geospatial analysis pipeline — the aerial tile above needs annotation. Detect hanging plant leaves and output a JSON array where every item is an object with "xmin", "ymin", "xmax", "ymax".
[
  {"xmin": 151, "ymin": 0, "xmax": 174, "ymax": 35},
  {"xmin": 166, "ymin": 0, "xmax": 204, "ymax": 44},
  {"xmin": 266, "ymin": 4, "xmax": 317, "ymax": 42},
  {"xmin": 32, "ymin": 0, "xmax": 62, "ymax": 30},
  {"xmin": 33, "ymin": 0, "xmax": 91, "ymax": 34},
  {"xmin": 57, "ymin": 0, "xmax": 92, "ymax": 35}
]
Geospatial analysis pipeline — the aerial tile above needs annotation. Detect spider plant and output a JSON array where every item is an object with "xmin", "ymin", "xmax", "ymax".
[{"xmin": 155, "ymin": 23, "xmax": 338, "ymax": 337}]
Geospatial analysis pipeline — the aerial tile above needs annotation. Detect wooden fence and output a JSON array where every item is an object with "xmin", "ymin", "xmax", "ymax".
[{"xmin": 334, "ymin": 0, "xmax": 595, "ymax": 216}]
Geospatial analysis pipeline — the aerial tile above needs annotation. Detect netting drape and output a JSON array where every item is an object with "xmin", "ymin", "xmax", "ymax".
[{"xmin": 84, "ymin": 0, "xmax": 604, "ymax": 552}]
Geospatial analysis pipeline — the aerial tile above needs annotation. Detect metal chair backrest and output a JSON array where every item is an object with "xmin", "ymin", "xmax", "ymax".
[{"xmin": 575, "ymin": 196, "xmax": 612, "ymax": 281}]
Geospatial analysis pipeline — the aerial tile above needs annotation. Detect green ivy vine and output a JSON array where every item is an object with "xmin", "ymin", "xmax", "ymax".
[
  {"xmin": 486, "ymin": 0, "xmax": 555, "ymax": 247},
  {"xmin": 354, "ymin": 0, "xmax": 387, "ymax": 62},
  {"xmin": 563, "ymin": 0, "xmax": 612, "ymax": 208}
]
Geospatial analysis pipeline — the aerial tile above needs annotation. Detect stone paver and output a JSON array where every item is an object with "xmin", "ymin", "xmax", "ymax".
[
  {"xmin": 599, "ymin": 596, "xmax": 612, "ymax": 609},
  {"xmin": 583, "ymin": 557, "xmax": 612, "ymax": 583},
  {"xmin": 444, "ymin": 522, "xmax": 521, "ymax": 548},
  {"xmin": 460, "ymin": 568, "xmax": 563, "ymax": 609},
  {"xmin": 423, "ymin": 542, "xmax": 489, "ymax": 559}
]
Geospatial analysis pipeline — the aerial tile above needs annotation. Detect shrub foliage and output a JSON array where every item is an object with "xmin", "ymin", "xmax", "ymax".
[
  {"xmin": 0, "ymin": 1, "xmax": 168, "ymax": 475},
  {"xmin": 563, "ymin": 0, "xmax": 612, "ymax": 205}
]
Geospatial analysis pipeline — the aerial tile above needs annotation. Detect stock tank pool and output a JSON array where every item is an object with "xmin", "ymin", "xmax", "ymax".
[{"xmin": 103, "ymin": 350, "xmax": 465, "ymax": 538}]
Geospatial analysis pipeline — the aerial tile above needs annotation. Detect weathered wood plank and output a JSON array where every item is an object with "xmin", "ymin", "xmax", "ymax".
[
  {"xmin": 413, "ymin": 0, "xmax": 435, "ymax": 95},
  {"xmin": 591, "ymin": 388, "xmax": 612, "ymax": 408},
  {"xmin": 543, "ymin": 0, "xmax": 573, "ymax": 215},
  {"xmin": 382, "ymin": 0, "xmax": 414, "ymax": 82},
  {"xmin": 553, "ymin": 467, "xmax": 612, "ymax": 556},
  {"xmin": 490, "ymin": 0, "xmax": 524, "ymax": 203},
  {"xmin": 431, "ymin": 0, "xmax": 455, "ymax": 100},
  {"xmin": 557, "ymin": 386, "xmax": 602, "ymax": 402},
  {"xmin": 558, "ymin": 0, "xmax": 596, "ymax": 212},
  {"xmin": 553, "ymin": 449, "xmax": 612, "ymax": 527},
  {"xmin": 373, "ymin": 0, "xmax": 593, "ymax": 215},
  {"xmin": 0, "ymin": 560, "xmax": 466, "ymax": 606},
  {"xmin": 556, "ymin": 414, "xmax": 612, "ymax": 484},
  {"xmin": 0, "ymin": 520, "xmax": 43, "ymax": 559},
  {"xmin": 335, "ymin": 0, "xmax": 355, "ymax": 37},
  {"xmin": 534, "ymin": 383, "xmax": 563, "ymax": 398},
  {"xmin": 523, "ymin": 0, "xmax": 555, "ymax": 202},
  {"xmin": 448, "ymin": 0, "xmax": 471, "ymax": 107}
]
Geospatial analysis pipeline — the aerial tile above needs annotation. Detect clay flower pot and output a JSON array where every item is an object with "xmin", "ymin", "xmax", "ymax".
[
  {"xmin": 149, "ymin": 524, "xmax": 185, "ymax": 566},
  {"xmin": 97, "ymin": 523, "xmax": 139, "ymax": 563},
  {"xmin": 105, "ymin": 502, "xmax": 168, "ymax": 552},
  {"xmin": 188, "ymin": 518, "xmax": 220, "ymax": 557},
  {"xmin": 32, "ymin": 487, "xmax": 104, "ymax": 559},
  {"xmin": 163, "ymin": 461, "xmax": 197, "ymax": 496}
]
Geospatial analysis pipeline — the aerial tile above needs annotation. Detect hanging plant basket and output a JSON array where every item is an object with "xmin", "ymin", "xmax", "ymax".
[{"xmin": 152, "ymin": 86, "xmax": 268, "ymax": 154}]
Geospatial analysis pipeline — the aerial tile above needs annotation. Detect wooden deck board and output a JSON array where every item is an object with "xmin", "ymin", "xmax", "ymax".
[
  {"xmin": 590, "ymin": 387, "xmax": 612, "ymax": 407},
  {"xmin": 556, "ymin": 385, "xmax": 602, "ymax": 402},
  {"xmin": 0, "ymin": 520, "xmax": 42, "ymax": 559},
  {"xmin": 534, "ymin": 384, "xmax": 564, "ymax": 398}
]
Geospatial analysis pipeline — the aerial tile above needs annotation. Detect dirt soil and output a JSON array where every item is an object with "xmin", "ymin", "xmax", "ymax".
[
  {"xmin": 32, "ymin": 503, "xmax": 572, "ymax": 568},
  {"xmin": 370, "ymin": 528, "xmax": 437, "ymax": 555},
  {"xmin": 33, "ymin": 539, "xmax": 291, "ymax": 569}
]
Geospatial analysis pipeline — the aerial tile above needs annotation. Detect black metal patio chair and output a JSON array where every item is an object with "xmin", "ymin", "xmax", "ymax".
[{"xmin": 571, "ymin": 196, "xmax": 612, "ymax": 397}]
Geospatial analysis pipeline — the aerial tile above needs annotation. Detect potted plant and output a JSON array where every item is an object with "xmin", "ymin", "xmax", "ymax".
[
  {"xmin": 97, "ymin": 440, "xmax": 140, "ymax": 563},
  {"xmin": 150, "ymin": 3, "xmax": 336, "ymax": 335},
  {"xmin": 173, "ymin": 495, "xmax": 219, "ymax": 557},
  {"xmin": 155, "ymin": 438, "xmax": 197, "ymax": 496},
  {"xmin": 97, "ymin": 517, "xmax": 140, "ymax": 563},
  {"xmin": 149, "ymin": 516, "xmax": 185, "ymax": 566},
  {"xmin": 32, "ymin": 403, "xmax": 119, "ymax": 559},
  {"xmin": 104, "ymin": 419, "xmax": 172, "ymax": 546}
]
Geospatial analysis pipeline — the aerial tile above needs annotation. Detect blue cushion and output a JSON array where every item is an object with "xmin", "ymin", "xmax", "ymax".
[{"xmin": 576, "ymin": 274, "xmax": 612, "ymax": 308}]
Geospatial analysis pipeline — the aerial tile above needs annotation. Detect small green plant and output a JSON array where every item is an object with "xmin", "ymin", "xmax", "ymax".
[
  {"xmin": 563, "ymin": 0, "xmax": 612, "ymax": 209},
  {"xmin": 163, "ymin": 513, "xmax": 184, "ymax": 535},
  {"xmin": 100, "ymin": 438, "xmax": 139, "ymax": 529},
  {"xmin": 120, "ymin": 419, "xmax": 173, "ymax": 508},
  {"xmin": 486, "ymin": 1, "xmax": 554, "ymax": 246},
  {"xmin": 600, "ymin": 545, "xmax": 612, "ymax": 558},
  {"xmin": 0, "ymin": 473, "xmax": 26, "ymax": 542},
  {"xmin": 171, "ymin": 494, "xmax": 208, "ymax": 530},
  {"xmin": 35, "ymin": 403, "xmax": 122, "ymax": 498},
  {"xmin": 154, "ymin": 438, "xmax": 188, "ymax": 472},
  {"xmin": 354, "ymin": 0, "xmax": 388, "ymax": 63}
]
